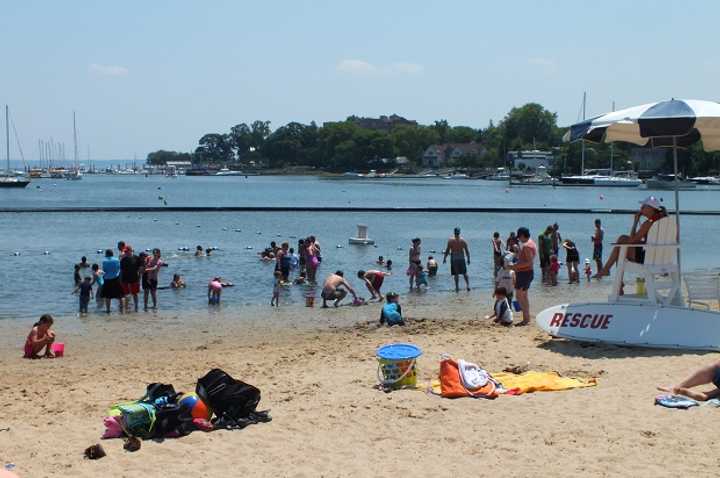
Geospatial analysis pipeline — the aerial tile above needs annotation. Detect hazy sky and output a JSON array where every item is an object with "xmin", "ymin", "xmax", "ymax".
[{"xmin": 2, "ymin": 0, "xmax": 719, "ymax": 160}]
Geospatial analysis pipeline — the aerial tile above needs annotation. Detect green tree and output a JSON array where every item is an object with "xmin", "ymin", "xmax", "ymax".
[
  {"xmin": 390, "ymin": 125, "xmax": 439, "ymax": 163},
  {"xmin": 500, "ymin": 103, "xmax": 561, "ymax": 150},
  {"xmin": 146, "ymin": 150, "xmax": 192, "ymax": 165},
  {"xmin": 431, "ymin": 120, "xmax": 450, "ymax": 143},
  {"xmin": 250, "ymin": 120, "xmax": 271, "ymax": 152},
  {"xmin": 229, "ymin": 123, "xmax": 252, "ymax": 160},
  {"xmin": 194, "ymin": 133, "xmax": 233, "ymax": 163},
  {"xmin": 447, "ymin": 126, "xmax": 477, "ymax": 144}
]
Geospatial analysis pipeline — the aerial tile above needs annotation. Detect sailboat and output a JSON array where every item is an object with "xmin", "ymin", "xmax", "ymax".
[
  {"xmin": 558, "ymin": 95, "xmax": 642, "ymax": 188},
  {"xmin": 65, "ymin": 111, "xmax": 82, "ymax": 180},
  {"xmin": 0, "ymin": 105, "xmax": 30, "ymax": 188}
]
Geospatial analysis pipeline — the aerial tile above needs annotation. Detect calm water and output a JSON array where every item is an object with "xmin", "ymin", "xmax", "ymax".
[{"xmin": 1, "ymin": 175, "xmax": 717, "ymax": 320}]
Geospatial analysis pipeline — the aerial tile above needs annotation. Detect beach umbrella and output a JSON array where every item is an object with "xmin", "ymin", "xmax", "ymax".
[{"xmin": 564, "ymin": 98, "xmax": 720, "ymax": 272}]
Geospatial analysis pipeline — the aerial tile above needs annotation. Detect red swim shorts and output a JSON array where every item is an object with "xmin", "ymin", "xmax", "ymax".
[{"xmin": 121, "ymin": 281, "xmax": 140, "ymax": 295}]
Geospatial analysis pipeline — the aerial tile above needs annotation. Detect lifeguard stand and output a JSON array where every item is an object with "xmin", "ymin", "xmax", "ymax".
[
  {"xmin": 348, "ymin": 224, "xmax": 375, "ymax": 245},
  {"xmin": 609, "ymin": 217, "xmax": 683, "ymax": 306}
]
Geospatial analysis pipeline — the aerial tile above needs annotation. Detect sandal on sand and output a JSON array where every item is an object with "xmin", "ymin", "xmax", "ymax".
[
  {"xmin": 515, "ymin": 321, "xmax": 530, "ymax": 327},
  {"xmin": 84, "ymin": 444, "xmax": 106, "ymax": 460}
]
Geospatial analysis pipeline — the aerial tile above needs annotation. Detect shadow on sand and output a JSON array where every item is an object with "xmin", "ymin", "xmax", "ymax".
[{"xmin": 537, "ymin": 336, "xmax": 719, "ymax": 360}]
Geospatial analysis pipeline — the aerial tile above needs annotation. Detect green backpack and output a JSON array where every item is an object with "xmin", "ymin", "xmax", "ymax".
[{"xmin": 109, "ymin": 402, "xmax": 157, "ymax": 439}]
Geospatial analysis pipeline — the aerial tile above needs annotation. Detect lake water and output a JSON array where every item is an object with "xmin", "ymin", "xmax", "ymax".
[{"xmin": 1, "ymin": 175, "xmax": 717, "ymax": 320}]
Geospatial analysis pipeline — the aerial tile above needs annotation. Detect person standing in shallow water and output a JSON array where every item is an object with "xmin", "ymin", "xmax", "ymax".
[
  {"xmin": 511, "ymin": 227, "xmax": 536, "ymax": 327},
  {"xmin": 443, "ymin": 227, "xmax": 471, "ymax": 292},
  {"xmin": 408, "ymin": 238, "xmax": 422, "ymax": 289},
  {"xmin": 592, "ymin": 218, "xmax": 604, "ymax": 275},
  {"xmin": 491, "ymin": 232, "xmax": 504, "ymax": 276}
]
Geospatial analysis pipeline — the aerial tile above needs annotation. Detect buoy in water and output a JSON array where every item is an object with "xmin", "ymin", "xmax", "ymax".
[
  {"xmin": 336, "ymin": 244, "xmax": 343, "ymax": 248},
  {"xmin": 245, "ymin": 246, "xmax": 253, "ymax": 250}
]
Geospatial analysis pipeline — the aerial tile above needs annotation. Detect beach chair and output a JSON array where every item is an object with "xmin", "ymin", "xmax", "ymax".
[
  {"xmin": 609, "ymin": 217, "xmax": 682, "ymax": 306},
  {"xmin": 684, "ymin": 272, "xmax": 720, "ymax": 310}
]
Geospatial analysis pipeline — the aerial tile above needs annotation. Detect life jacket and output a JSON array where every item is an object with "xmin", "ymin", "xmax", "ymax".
[{"xmin": 439, "ymin": 358, "xmax": 498, "ymax": 399}]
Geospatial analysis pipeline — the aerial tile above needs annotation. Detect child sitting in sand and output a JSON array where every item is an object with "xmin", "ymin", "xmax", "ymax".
[
  {"xmin": 426, "ymin": 256, "xmax": 438, "ymax": 277},
  {"xmin": 73, "ymin": 276, "xmax": 93, "ymax": 315},
  {"xmin": 170, "ymin": 274, "xmax": 186, "ymax": 289},
  {"xmin": 549, "ymin": 255, "xmax": 560, "ymax": 286},
  {"xmin": 379, "ymin": 292, "xmax": 404, "ymax": 326},
  {"xmin": 24, "ymin": 314, "xmax": 56, "ymax": 359},
  {"xmin": 485, "ymin": 287, "xmax": 513, "ymax": 326},
  {"xmin": 208, "ymin": 277, "xmax": 222, "ymax": 305},
  {"xmin": 271, "ymin": 270, "xmax": 282, "ymax": 307}
]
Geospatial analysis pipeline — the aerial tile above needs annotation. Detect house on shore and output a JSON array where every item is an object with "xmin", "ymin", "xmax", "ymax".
[
  {"xmin": 422, "ymin": 142, "xmax": 486, "ymax": 168},
  {"xmin": 506, "ymin": 150, "xmax": 554, "ymax": 170}
]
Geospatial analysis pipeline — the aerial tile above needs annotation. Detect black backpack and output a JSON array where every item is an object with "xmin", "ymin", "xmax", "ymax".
[{"xmin": 196, "ymin": 369, "xmax": 270, "ymax": 429}]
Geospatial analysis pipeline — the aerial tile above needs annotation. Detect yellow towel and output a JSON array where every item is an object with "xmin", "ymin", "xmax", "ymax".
[
  {"xmin": 429, "ymin": 371, "xmax": 596, "ymax": 396},
  {"xmin": 493, "ymin": 371, "xmax": 596, "ymax": 394}
]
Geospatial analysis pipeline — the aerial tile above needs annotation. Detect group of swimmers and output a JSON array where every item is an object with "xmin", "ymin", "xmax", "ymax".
[{"xmin": 72, "ymin": 241, "xmax": 166, "ymax": 314}]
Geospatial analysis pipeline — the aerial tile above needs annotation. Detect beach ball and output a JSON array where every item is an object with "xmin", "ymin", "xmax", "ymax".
[{"xmin": 178, "ymin": 393, "xmax": 212, "ymax": 420}]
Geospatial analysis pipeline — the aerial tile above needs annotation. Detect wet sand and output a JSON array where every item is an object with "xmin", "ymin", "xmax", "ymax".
[{"xmin": 1, "ymin": 282, "xmax": 719, "ymax": 477}]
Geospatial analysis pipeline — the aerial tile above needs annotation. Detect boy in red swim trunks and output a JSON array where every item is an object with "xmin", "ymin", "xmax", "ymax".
[{"xmin": 357, "ymin": 269, "xmax": 390, "ymax": 301}]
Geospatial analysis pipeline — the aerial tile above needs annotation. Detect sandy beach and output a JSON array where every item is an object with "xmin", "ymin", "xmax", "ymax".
[{"xmin": 1, "ymin": 284, "xmax": 719, "ymax": 477}]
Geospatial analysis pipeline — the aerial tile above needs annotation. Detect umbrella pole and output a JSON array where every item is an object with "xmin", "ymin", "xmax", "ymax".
[{"xmin": 673, "ymin": 136, "xmax": 683, "ymax": 292}]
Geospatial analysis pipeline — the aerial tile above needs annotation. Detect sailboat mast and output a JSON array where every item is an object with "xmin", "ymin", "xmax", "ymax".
[
  {"xmin": 73, "ymin": 111, "xmax": 79, "ymax": 170},
  {"xmin": 5, "ymin": 105, "xmax": 9, "ymax": 172},
  {"xmin": 580, "ymin": 92, "xmax": 586, "ymax": 175},
  {"xmin": 610, "ymin": 101, "xmax": 615, "ymax": 174}
]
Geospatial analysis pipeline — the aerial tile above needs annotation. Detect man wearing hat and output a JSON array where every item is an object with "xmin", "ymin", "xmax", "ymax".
[
  {"xmin": 443, "ymin": 227, "xmax": 471, "ymax": 292},
  {"xmin": 594, "ymin": 196, "xmax": 667, "ymax": 278}
]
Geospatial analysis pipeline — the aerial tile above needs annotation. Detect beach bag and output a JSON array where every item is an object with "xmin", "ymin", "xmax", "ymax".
[
  {"xmin": 152, "ymin": 403, "xmax": 195, "ymax": 438},
  {"xmin": 141, "ymin": 383, "xmax": 179, "ymax": 404},
  {"xmin": 114, "ymin": 402, "xmax": 157, "ymax": 438},
  {"xmin": 439, "ymin": 358, "xmax": 498, "ymax": 399},
  {"xmin": 196, "ymin": 369, "xmax": 270, "ymax": 429}
]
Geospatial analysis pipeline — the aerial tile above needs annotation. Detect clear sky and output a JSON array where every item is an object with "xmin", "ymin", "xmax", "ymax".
[{"xmin": 1, "ymin": 0, "xmax": 719, "ymax": 160}]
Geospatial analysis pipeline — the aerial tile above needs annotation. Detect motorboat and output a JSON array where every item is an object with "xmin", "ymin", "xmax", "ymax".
[
  {"xmin": 689, "ymin": 176, "xmax": 720, "ymax": 185},
  {"xmin": 215, "ymin": 167, "xmax": 245, "ymax": 176},
  {"xmin": 558, "ymin": 169, "xmax": 642, "ymax": 187},
  {"xmin": 645, "ymin": 173, "xmax": 696, "ymax": 190},
  {"xmin": 484, "ymin": 167, "xmax": 511, "ymax": 181}
]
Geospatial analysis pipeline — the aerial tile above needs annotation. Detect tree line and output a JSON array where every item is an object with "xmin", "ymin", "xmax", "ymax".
[{"xmin": 146, "ymin": 103, "xmax": 720, "ymax": 176}]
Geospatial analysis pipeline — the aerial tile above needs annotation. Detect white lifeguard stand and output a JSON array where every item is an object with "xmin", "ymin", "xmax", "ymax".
[
  {"xmin": 609, "ymin": 217, "xmax": 683, "ymax": 306},
  {"xmin": 349, "ymin": 224, "xmax": 375, "ymax": 245}
]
